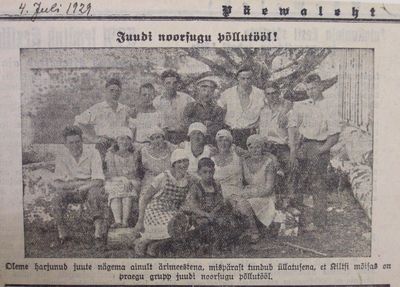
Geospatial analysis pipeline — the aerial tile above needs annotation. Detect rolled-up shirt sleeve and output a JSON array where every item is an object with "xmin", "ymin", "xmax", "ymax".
[
  {"xmin": 74, "ymin": 107, "xmax": 94, "ymax": 126},
  {"xmin": 327, "ymin": 110, "xmax": 342, "ymax": 136},
  {"xmin": 54, "ymin": 156, "xmax": 69, "ymax": 182},
  {"xmin": 90, "ymin": 149, "xmax": 105, "ymax": 181},
  {"xmin": 287, "ymin": 106, "xmax": 300, "ymax": 128}
]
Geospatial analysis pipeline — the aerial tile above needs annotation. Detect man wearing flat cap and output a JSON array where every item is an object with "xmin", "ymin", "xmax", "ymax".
[
  {"xmin": 153, "ymin": 69, "xmax": 194, "ymax": 144},
  {"xmin": 183, "ymin": 77, "xmax": 226, "ymax": 143},
  {"xmin": 288, "ymin": 73, "xmax": 341, "ymax": 232},
  {"xmin": 74, "ymin": 78, "xmax": 134, "ymax": 162},
  {"xmin": 218, "ymin": 66, "xmax": 265, "ymax": 149}
]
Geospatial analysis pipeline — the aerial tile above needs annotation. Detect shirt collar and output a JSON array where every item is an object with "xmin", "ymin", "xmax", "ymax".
[
  {"xmin": 161, "ymin": 91, "xmax": 180, "ymax": 101},
  {"xmin": 103, "ymin": 101, "xmax": 123, "ymax": 112},
  {"xmin": 236, "ymin": 85, "xmax": 253, "ymax": 98},
  {"xmin": 63, "ymin": 145, "xmax": 90, "ymax": 166}
]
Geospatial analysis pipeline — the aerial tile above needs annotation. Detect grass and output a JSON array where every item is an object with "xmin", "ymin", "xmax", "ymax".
[{"xmin": 25, "ymin": 188, "xmax": 371, "ymax": 258}]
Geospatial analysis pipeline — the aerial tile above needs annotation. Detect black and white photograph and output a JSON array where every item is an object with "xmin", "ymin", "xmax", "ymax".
[{"xmin": 21, "ymin": 47, "xmax": 373, "ymax": 258}]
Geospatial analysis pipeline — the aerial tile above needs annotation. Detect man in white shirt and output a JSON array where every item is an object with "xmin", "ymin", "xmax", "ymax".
[
  {"xmin": 153, "ymin": 70, "xmax": 194, "ymax": 144},
  {"xmin": 74, "ymin": 78, "xmax": 134, "ymax": 162},
  {"xmin": 259, "ymin": 82, "xmax": 293, "ymax": 206},
  {"xmin": 130, "ymin": 83, "xmax": 162, "ymax": 144},
  {"xmin": 218, "ymin": 66, "xmax": 265, "ymax": 148},
  {"xmin": 52, "ymin": 126, "xmax": 108, "ymax": 250},
  {"xmin": 260, "ymin": 82, "xmax": 292, "ymax": 146},
  {"xmin": 288, "ymin": 74, "xmax": 341, "ymax": 232}
]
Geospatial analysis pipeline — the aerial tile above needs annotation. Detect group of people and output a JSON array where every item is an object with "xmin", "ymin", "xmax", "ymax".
[{"xmin": 52, "ymin": 66, "xmax": 341, "ymax": 254}]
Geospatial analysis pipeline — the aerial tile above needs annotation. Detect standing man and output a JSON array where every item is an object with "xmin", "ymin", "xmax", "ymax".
[
  {"xmin": 52, "ymin": 126, "xmax": 108, "ymax": 250},
  {"xmin": 288, "ymin": 74, "xmax": 341, "ymax": 232},
  {"xmin": 259, "ymin": 82, "xmax": 293, "ymax": 206},
  {"xmin": 153, "ymin": 69, "xmax": 194, "ymax": 144},
  {"xmin": 74, "ymin": 78, "xmax": 134, "ymax": 162},
  {"xmin": 218, "ymin": 66, "xmax": 265, "ymax": 149},
  {"xmin": 183, "ymin": 77, "xmax": 226, "ymax": 143},
  {"xmin": 131, "ymin": 83, "xmax": 162, "ymax": 144}
]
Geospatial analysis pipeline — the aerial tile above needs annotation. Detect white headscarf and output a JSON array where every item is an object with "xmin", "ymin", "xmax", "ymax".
[
  {"xmin": 170, "ymin": 149, "xmax": 189, "ymax": 165},
  {"xmin": 147, "ymin": 125, "xmax": 165, "ymax": 140},
  {"xmin": 215, "ymin": 129, "xmax": 233, "ymax": 142},
  {"xmin": 187, "ymin": 122, "xmax": 207, "ymax": 136}
]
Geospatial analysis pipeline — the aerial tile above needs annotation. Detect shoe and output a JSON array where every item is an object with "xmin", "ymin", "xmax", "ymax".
[
  {"xmin": 50, "ymin": 236, "xmax": 71, "ymax": 248},
  {"xmin": 95, "ymin": 237, "xmax": 107, "ymax": 252},
  {"xmin": 59, "ymin": 236, "xmax": 72, "ymax": 245}
]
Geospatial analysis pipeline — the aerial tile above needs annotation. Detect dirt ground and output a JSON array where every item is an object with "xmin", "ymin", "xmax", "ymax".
[{"xmin": 25, "ymin": 188, "xmax": 371, "ymax": 258}]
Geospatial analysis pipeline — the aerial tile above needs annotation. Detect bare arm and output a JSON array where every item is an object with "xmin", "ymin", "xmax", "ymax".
[
  {"xmin": 288, "ymin": 126, "xmax": 300, "ymax": 168},
  {"xmin": 184, "ymin": 185, "xmax": 212, "ymax": 218},
  {"xmin": 53, "ymin": 178, "xmax": 103, "ymax": 191},
  {"xmin": 210, "ymin": 190, "xmax": 225, "ymax": 217},
  {"xmin": 77, "ymin": 179, "xmax": 104, "ymax": 192},
  {"xmin": 105, "ymin": 152, "xmax": 117, "ymax": 178},
  {"xmin": 134, "ymin": 185, "xmax": 159, "ymax": 231},
  {"xmin": 318, "ymin": 133, "xmax": 339, "ymax": 154},
  {"xmin": 243, "ymin": 165, "xmax": 275, "ymax": 199}
]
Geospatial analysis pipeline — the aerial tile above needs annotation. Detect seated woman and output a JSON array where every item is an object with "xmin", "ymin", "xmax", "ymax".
[
  {"xmin": 105, "ymin": 128, "xmax": 141, "ymax": 228},
  {"xmin": 133, "ymin": 149, "xmax": 195, "ymax": 256},
  {"xmin": 230, "ymin": 134, "xmax": 278, "ymax": 242},
  {"xmin": 180, "ymin": 122, "xmax": 216, "ymax": 177},
  {"xmin": 211, "ymin": 129, "xmax": 244, "ymax": 199},
  {"xmin": 141, "ymin": 126, "xmax": 176, "ymax": 188}
]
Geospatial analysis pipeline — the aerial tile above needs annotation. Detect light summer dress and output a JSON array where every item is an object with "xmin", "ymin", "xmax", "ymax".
[{"xmin": 243, "ymin": 153, "xmax": 278, "ymax": 227}]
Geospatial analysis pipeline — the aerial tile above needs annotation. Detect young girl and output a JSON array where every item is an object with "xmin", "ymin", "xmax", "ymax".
[{"xmin": 105, "ymin": 127, "xmax": 141, "ymax": 228}]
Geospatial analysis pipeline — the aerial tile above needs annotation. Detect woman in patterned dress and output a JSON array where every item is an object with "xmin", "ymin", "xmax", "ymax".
[
  {"xmin": 133, "ymin": 149, "xmax": 194, "ymax": 256},
  {"xmin": 105, "ymin": 128, "xmax": 141, "ymax": 228}
]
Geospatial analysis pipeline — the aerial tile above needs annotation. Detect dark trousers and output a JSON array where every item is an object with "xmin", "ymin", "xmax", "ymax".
[
  {"xmin": 295, "ymin": 140, "xmax": 330, "ymax": 229},
  {"xmin": 265, "ymin": 143, "xmax": 292, "ymax": 198},
  {"xmin": 52, "ymin": 186, "xmax": 108, "ymax": 236},
  {"xmin": 231, "ymin": 128, "xmax": 257, "ymax": 149}
]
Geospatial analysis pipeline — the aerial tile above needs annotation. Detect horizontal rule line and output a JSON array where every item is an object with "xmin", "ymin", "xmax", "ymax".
[{"xmin": 0, "ymin": 15, "xmax": 399, "ymax": 23}]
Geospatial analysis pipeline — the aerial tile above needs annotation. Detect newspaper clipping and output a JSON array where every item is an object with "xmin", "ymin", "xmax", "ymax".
[{"xmin": 0, "ymin": 0, "xmax": 399, "ymax": 286}]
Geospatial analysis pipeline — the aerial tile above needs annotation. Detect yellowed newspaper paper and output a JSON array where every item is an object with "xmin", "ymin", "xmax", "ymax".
[{"xmin": 0, "ymin": 0, "xmax": 399, "ymax": 286}]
